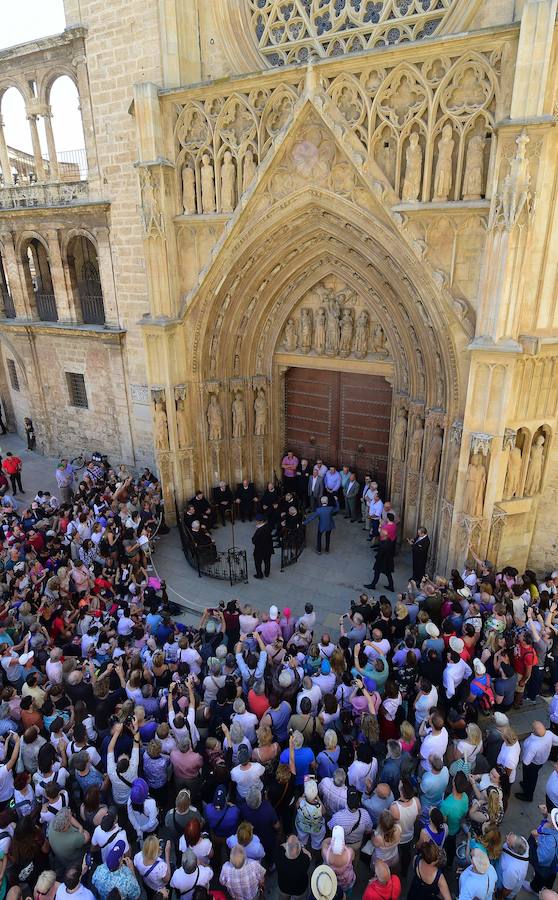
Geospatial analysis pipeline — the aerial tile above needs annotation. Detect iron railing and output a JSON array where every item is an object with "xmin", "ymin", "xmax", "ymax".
[
  {"xmin": 280, "ymin": 524, "xmax": 306, "ymax": 571},
  {"xmin": 80, "ymin": 291, "xmax": 106, "ymax": 325},
  {"xmin": 177, "ymin": 515, "xmax": 248, "ymax": 586},
  {"xmin": 1, "ymin": 291, "xmax": 15, "ymax": 319},
  {"xmin": 35, "ymin": 291, "xmax": 58, "ymax": 322}
]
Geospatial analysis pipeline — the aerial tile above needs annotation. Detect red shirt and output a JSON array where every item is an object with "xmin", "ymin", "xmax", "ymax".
[
  {"xmin": 248, "ymin": 689, "xmax": 270, "ymax": 720},
  {"xmin": 363, "ymin": 875, "xmax": 401, "ymax": 900},
  {"xmin": 514, "ymin": 642, "xmax": 537, "ymax": 675},
  {"xmin": 2, "ymin": 456, "xmax": 21, "ymax": 476}
]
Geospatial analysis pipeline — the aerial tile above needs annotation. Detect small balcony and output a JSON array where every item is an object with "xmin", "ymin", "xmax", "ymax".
[
  {"xmin": 35, "ymin": 291, "xmax": 58, "ymax": 322},
  {"xmin": 0, "ymin": 180, "xmax": 89, "ymax": 211},
  {"xmin": 79, "ymin": 285, "xmax": 105, "ymax": 325}
]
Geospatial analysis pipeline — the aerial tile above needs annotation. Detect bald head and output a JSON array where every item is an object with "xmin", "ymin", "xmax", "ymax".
[
  {"xmin": 534, "ymin": 721, "xmax": 547, "ymax": 737},
  {"xmin": 376, "ymin": 783, "xmax": 391, "ymax": 799}
]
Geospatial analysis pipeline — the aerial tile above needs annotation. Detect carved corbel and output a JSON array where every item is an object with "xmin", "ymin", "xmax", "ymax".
[
  {"xmin": 151, "ymin": 387, "xmax": 166, "ymax": 403},
  {"xmin": 470, "ymin": 432, "xmax": 493, "ymax": 456},
  {"xmin": 503, "ymin": 428, "xmax": 517, "ymax": 451},
  {"xmin": 450, "ymin": 420, "xmax": 463, "ymax": 444},
  {"xmin": 174, "ymin": 385, "xmax": 187, "ymax": 402}
]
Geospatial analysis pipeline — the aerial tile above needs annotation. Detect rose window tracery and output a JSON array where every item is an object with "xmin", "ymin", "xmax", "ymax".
[{"xmin": 247, "ymin": 0, "xmax": 460, "ymax": 65}]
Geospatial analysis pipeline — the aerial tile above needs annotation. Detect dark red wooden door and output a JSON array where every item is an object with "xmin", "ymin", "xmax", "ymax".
[{"xmin": 285, "ymin": 367, "xmax": 392, "ymax": 487}]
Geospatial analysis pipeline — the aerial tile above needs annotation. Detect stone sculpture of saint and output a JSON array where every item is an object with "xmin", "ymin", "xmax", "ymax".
[
  {"xmin": 446, "ymin": 443, "xmax": 459, "ymax": 500},
  {"xmin": 242, "ymin": 149, "xmax": 257, "ymax": 194},
  {"xmin": 201, "ymin": 154, "xmax": 216, "ymax": 214},
  {"xmin": 408, "ymin": 419, "xmax": 424, "ymax": 472},
  {"xmin": 232, "ymin": 391, "xmax": 246, "ymax": 439},
  {"xmin": 392, "ymin": 410, "xmax": 408, "ymax": 462},
  {"xmin": 524, "ymin": 434, "xmax": 545, "ymax": 495},
  {"xmin": 433, "ymin": 124, "xmax": 454, "ymax": 202},
  {"xmin": 463, "ymin": 453, "xmax": 486, "ymax": 517},
  {"xmin": 314, "ymin": 307, "xmax": 326, "ymax": 354},
  {"xmin": 425, "ymin": 425, "xmax": 443, "ymax": 483},
  {"xmin": 176, "ymin": 397, "xmax": 188, "ymax": 449},
  {"xmin": 207, "ymin": 394, "xmax": 223, "ymax": 441},
  {"xmin": 154, "ymin": 401, "xmax": 169, "ymax": 452},
  {"xmin": 300, "ymin": 309, "xmax": 312, "ymax": 353},
  {"xmin": 254, "ymin": 389, "xmax": 267, "ymax": 436},
  {"xmin": 339, "ymin": 310, "xmax": 353, "ymax": 356},
  {"xmin": 220, "ymin": 150, "xmax": 236, "ymax": 213},
  {"xmin": 504, "ymin": 445, "xmax": 522, "ymax": 499},
  {"xmin": 401, "ymin": 133, "xmax": 423, "ymax": 202},
  {"xmin": 283, "ymin": 318, "xmax": 298, "ymax": 352},
  {"xmin": 182, "ymin": 164, "xmax": 197, "ymax": 215},
  {"xmin": 462, "ymin": 134, "xmax": 485, "ymax": 201},
  {"xmin": 325, "ymin": 294, "xmax": 341, "ymax": 356},
  {"xmin": 354, "ymin": 310, "xmax": 369, "ymax": 357},
  {"xmin": 372, "ymin": 324, "xmax": 387, "ymax": 354}
]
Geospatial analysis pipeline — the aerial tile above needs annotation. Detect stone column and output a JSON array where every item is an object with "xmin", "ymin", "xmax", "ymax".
[
  {"xmin": 44, "ymin": 229, "xmax": 76, "ymax": 322},
  {"xmin": 26, "ymin": 115, "xmax": 46, "ymax": 183},
  {"xmin": 0, "ymin": 232, "xmax": 31, "ymax": 317},
  {"xmin": 72, "ymin": 54, "xmax": 99, "ymax": 189},
  {"xmin": 93, "ymin": 226, "xmax": 118, "ymax": 325},
  {"xmin": 511, "ymin": 0, "xmax": 558, "ymax": 118},
  {"xmin": 0, "ymin": 118, "xmax": 13, "ymax": 186},
  {"xmin": 43, "ymin": 113, "xmax": 59, "ymax": 182}
]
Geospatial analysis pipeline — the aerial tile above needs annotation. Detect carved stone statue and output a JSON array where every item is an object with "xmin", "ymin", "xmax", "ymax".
[
  {"xmin": 181, "ymin": 164, "xmax": 196, "ymax": 215},
  {"xmin": 242, "ymin": 149, "xmax": 257, "ymax": 194},
  {"xmin": 501, "ymin": 132, "xmax": 531, "ymax": 228},
  {"xmin": 433, "ymin": 124, "xmax": 454, "ymax": 202},
  {"xmin": 392, "ymin": 410, "xmax": 408, "ymax": 462},
  {"xmin": 524, "ymin": 434, "xmax": 545, "ymax": 495},
  {"xmin": 220, "ymin": 150, "xmax": 236, "ymax": 213},
  {"xmin": 314, "ymin": 307, "xmax": 326, "ymax": 354},
  {"xmin": 176, "ymin": 397, "xmax": 188, "ymax": 449},
  {"xmin": 462, "ymin": 134, "xmax": 485, "ymax": 201},
  {"xmin": 207, "ymin": 393, "xmax": 223, "ymax": 441},
  {"xmin": 231, "ymin": 391, "xmax": 246, "ymax": 438},
  {"xmin": 201, "ymin": 154, "xmax": 216, "ymax": 214},
  {"xmin": 446, "ymin": 443, "xmax": 460, "ymax": 500},
  {"xmin": 300, "ymin": 309, "xmax": 312, "ymax": 353},
  {"xmin": 504, "ymin": 445, "xmax": 522, "ymax": 499},
  {"xmin": 339, "ymin": 310, "xmax": 353, "ymax": 356},
  {"xmin": 154, "ymin": 400, "xmax": 169, "ymax": 452},
  {"xmin": 254, "ymin": 388, "xmax": 267, "ymax": 436},
  {"xmin": 283, "ymin": 318, "xmax": 298, "ymax": 352},
  {"xmin": 372, "ymin": 323, "xmax": 387, "ymax": 354},
  {"xmin": 401, "ymin": 133, "xmax": 423, "ymax": 202},
  {"xmin": 354, "ymin": 310, "xmax": 369, "ymax": 357},
  {"xmin": 463, "ymin": 452, "xmax": 486, "ymax": 517},
  {"xmin": 325, "ymin": 293, "xmax": 341, "ymax": 356},
  {"xmin": 425, "ymin": 425, "xmax": 443, "ymax": 483},
  {"xmin": 408, "ymin": 419, "xmax": 424, "ymax": 472}
]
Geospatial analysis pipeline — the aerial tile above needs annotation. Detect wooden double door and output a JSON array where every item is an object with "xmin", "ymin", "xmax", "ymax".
[{"xmin": 285, "ymin": 367, "xmax": 393, "ymax": 488}]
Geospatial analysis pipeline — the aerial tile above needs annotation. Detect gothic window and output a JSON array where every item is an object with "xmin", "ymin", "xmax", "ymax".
[{"xmin": 7, "ymin": 359, "xmax": 19, "ymax": 392}]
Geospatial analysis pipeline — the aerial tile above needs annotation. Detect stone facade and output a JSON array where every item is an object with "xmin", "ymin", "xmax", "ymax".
[{"xmin": 0, "ymin": 0, "xmax": 557, "ymax": 573}]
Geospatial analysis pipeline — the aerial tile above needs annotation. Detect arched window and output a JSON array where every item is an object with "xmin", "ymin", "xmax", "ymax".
[
  {"xmin": 0, "ymin": 248, "xmax": 15, "ymax": 317},
  {"xmin": 66, "ymin": 235, "xmax": 105, "ymax": 324},
  {"xmin": 48, "ymin": 76, "xmax": 86, "ymax": 181},
  {"xmin": 20, "ymin": 237, "xmax": 57, "ymax": 321},
  {"xmin": 0, "ymin": 87, "xmax": 33, "ymax": 185}
]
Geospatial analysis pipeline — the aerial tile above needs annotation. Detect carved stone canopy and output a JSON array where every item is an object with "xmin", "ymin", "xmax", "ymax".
[
  {"xmin": 174, "ymin": 384, "xmax": 187, "ymax": 401},
  {"xmin": 503, "ymin": 428, "xmax": 517, "ymax": 451},
  {"xmin": 470, "ymin": 432, "xmax": 493, "ymax": 456},
  {"xmin": 451, "ymin": 420, "xmax": 463, "ymax": 444},
  {"xmin": 151, "ymin": 387, "xmax": 166, "ymax": 403}
]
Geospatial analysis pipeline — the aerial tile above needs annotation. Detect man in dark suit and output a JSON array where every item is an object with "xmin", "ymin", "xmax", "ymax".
[
  {"xmin": 252, "ymin": 514, "xmax": 274, "ymax": 579},
  {"xmin": 234, "ymin": 479, "xmax": 258, "ymax": 522},
  {"xmin": 303, "ymin": 496, "xmax": 339, "ymax": 554},
  {"xmin": 307, "ymin": 466, "xmax": 324, "ymax": 511},
  {"xmin": 408, "ymin": 527, "xmax": 430, "ymax": 583},
  {"xmin": 296, "ymin": 458, "xmax": 312, "ymax": 510},
  {"xmin": 343, "ymin": 472, "xmax": 360, "ymax": 522}
]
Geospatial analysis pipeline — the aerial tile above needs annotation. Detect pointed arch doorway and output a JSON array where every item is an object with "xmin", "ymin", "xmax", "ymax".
[{"xmin": 285, "ymin": 366, "xmax": 393, "ymax": 491}]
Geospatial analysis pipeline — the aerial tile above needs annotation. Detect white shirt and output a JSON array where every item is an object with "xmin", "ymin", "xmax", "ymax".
[
  {"xmin": 348, "ymin": 758, "xmax": 378, "ymax": 793},
  {"xmin": 500, "ymin": 843, "xmax": 529, "ymax": 897},
  {"xmin": 368, "ymin": 498, "xmax": 384, "ymax": 518},
  {"xmin": 497, "ymin": 741, "xmax": 521, "ymax": 783},
  {"xmin": 91, "ymin": 825, "xmax": 129, "ymax": 862},
  {"xmin": 549, "ymin": 694, "xmax": 558, "ymax": 724},
  {"xmin": 522, "ymin": 730, "xmax": 558, "ymax": 765},
  {"xmin": 443, "ymin": 660, "xmax": 472, "ymax": 699},
  {"xmin": 117, "ymin": 616, "xmax": 134, "ymax": 636},
  {"xmin": 127, "ymin": 797, "xmax": 158, "ymax": 837},
  {"xmin": 55, "ymin": 885, "xmax": 96, "ymax": 900},
  {"xmin": 311, "ymin": 672, "xmax": 337, "ymax": 696},
  {"xmin": 420, "ymin": 728, "xmax": 449, "ymax": 771},
  {"xmin": 231, "ymin": 711, "xmax": 259, "ymax": 745},
  {"xmin": 45, "ymin": 659, "xmax": 63, "ymax": 684},
  {"xmin": 546, "ymin": 768, "xmax": 558, "ymax": 808},
  {"xmin": 364, "ymin": 639, "xmax": 390, "ymax": 660},
  {"xmin": 0, "ymin": 763, "xmax": 14, "ymax": 803},
  {"xmin": 134, "ymin": 852, "xmax": 167, "ymax": 891},
  {"xmin": 231, "ymin": 762, "xmax": 264, "ymax": 800},
  {"xmin": 170, "ymin": 865, "xmax": 212, "ymax": 900},
  {"xmin": 296, "ymin": 685, "xmax": 322, "ymax": 714},
  {"xmin": 415, "ymin": 687, "xmax": 438, "ymax": 726}
]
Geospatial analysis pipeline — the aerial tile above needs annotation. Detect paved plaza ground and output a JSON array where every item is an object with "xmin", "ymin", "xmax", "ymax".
[{"xmin": 4, "ymin": 432, "xmax": 554, "ymax": 897}]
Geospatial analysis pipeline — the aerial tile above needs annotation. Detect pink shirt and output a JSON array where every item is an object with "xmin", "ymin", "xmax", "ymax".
[
  {"xmin": 170, "ymin": 749, "xmax": 203, "ymax": 780},
  {"xmin": 281, "ymin": 455, "xmax": 298, "ymax": 478}
]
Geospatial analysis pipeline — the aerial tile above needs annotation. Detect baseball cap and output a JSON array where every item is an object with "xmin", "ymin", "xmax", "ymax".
[
  {"xmin": 321, "ymin": 659, "xmax": 331, "ymax": 675},
  {"xmin": 449, "ymin": 636, "xmax": 464, "ymax": 654},
  {"xmin": 106, "ymin": 839, "xmax": 126, "ymax": 871},
  {"xmin": 213, "ymin": 785, "xmax": 227, "ymax": 809}
]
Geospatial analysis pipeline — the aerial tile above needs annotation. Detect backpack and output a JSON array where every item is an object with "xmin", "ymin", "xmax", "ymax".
[{"xmin": 471, "ymin": 675, "xmax": 495, "ymax": 711}]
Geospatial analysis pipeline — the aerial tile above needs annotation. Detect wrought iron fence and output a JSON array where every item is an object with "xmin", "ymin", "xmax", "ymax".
[
  {"xmin": 35, "ymin": 291, "xmax": 58, "ymax": 322},
  {"xmin": 79, "ymin": 287, "xmax": 106, "ymax": 325},
  {"xmin": 177, "ymin": 514, "xmax": 248, "ymax": 585},
  {"xmin": 280, "ymin": 524, "xmax": 306, "ymax": 571},
  {"xmin": 1, "ymin": 291, "xmax": 15, "ymax": 319}
]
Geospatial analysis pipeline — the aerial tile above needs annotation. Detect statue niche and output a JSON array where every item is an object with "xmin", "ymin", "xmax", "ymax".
[{"xmin": 280, "ymin": 279, "xmax": 390, "ymax": 362}]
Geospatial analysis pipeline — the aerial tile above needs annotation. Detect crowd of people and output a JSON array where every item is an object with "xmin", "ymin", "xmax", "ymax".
[{"xmin": 0, "ymin": 445, "xmax": 558, "ymax": 900}]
